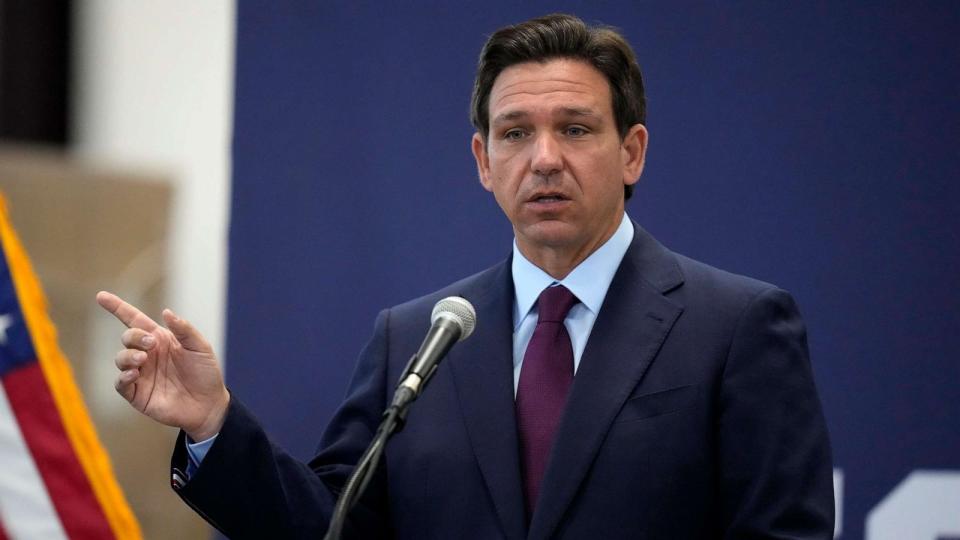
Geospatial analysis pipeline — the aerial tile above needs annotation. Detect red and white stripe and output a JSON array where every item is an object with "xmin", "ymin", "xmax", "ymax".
[
  {"xmin": 0, "ymin": 362, "xmax": 115, "ymax": 539},
  {"xmin": 0, "ymin": 370, "xmax": 68, "ymax": 539}
]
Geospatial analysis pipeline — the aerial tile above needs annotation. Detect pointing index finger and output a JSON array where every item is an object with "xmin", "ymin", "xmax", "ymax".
[{"xmin": 96, "ymin": 291, "xmax": 159, "ymax": 331}]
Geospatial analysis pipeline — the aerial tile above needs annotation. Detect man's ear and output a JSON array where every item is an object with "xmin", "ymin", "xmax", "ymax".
[
  {"xmin": 472, "ymin": 132, "xmax": 494, "ymax": 192},
  {"xmin": 621, "ymin": 123, "xmax": 648, "ymax": 188}
]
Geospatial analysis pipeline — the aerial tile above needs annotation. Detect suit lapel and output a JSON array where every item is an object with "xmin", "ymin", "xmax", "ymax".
[
  {"xmin": 527, "ymin": 223, "xmax": 685, "ymax": 540},
  {"xmin": 447, "ymin": 260, "xmax": 528, "ymax": 540}
]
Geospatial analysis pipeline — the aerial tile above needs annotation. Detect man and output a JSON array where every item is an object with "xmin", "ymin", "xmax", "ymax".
[{"xmin": 98, "ymin": 13, "xmax": 834, "ymax": 539}]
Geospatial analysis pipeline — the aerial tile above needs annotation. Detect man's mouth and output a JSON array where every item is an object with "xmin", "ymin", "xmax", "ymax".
[{"xmin": 529, "ymin": 193, "xmax": 569, "ymax": 203}]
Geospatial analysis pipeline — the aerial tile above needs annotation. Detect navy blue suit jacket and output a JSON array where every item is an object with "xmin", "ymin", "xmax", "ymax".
[{"xmin": 172, "ymin": 222, "xmax": 834, "ymax": 539}]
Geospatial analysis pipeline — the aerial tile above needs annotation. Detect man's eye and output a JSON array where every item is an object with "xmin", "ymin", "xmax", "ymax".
[
  {"xmin": 565, "ymin": 126, "xmax": 588, "ymax": 137},
  {"xmin": 504, "ymin": 129, "xmax": 526, "ymax": 141}
]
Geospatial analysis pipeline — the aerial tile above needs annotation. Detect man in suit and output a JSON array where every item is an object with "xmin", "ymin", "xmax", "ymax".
[{"xmin": 98, "ymin": 13, "xmax": 834, "ymax": 539}]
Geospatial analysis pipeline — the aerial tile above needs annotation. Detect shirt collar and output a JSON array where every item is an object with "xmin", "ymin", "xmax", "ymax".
[{"xmin": 511, "ymin": 213, "xmax": 635, "ymax": 328}]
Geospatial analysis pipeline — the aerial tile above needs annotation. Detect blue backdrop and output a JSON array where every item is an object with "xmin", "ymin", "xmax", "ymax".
[{"xmin": 228, "ymin": 3, "xmax": 959, "ymax": 538}]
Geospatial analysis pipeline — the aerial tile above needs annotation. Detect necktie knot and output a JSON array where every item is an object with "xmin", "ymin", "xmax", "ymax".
[{"xmin": 536, "ymin": 285, "xmax": 578, "ymax": 323}]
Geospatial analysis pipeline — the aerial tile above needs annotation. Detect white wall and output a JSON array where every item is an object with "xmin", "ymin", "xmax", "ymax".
[{"xmin": 72, "ymin": 0, "xmax": 234, "ymax": 357}]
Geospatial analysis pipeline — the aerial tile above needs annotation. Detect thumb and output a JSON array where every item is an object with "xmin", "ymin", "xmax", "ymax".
[{"xmin": 162, "ymin": 309, "xmax": 212, "ymax": 353}]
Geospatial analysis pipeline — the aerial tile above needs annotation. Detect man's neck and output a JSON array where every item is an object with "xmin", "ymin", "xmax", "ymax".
[{"xmin": 516, "ymin": 215, "xmax": 624, "ymax": 280}]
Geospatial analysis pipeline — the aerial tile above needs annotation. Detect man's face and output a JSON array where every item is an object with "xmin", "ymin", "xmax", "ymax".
[{"xmin": 472, "ymin": 58, "xmax": 647, "ymax": 269}]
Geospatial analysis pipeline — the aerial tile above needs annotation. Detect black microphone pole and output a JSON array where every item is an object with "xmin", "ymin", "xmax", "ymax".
[{"xmin": 323, "ymin": 297, "xmax": 475, "ymax": 540}]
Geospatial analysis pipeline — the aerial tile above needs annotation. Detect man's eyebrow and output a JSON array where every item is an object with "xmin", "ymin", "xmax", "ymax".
[
  {"xmin": 492, "ymin": 110, "xmax": 529, "ymax": 125},
  {"xmin": 556, "ymin": 106, "xmax": 599, "ymax": 118},
  {"xmin": 491, "ymin": 107, "xmax": 600, "ymax": 125}
]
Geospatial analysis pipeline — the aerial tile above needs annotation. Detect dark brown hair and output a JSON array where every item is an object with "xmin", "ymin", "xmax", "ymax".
[{"xmin": 470, "ymin": 13, "xmax": 646, "ymax": 199}]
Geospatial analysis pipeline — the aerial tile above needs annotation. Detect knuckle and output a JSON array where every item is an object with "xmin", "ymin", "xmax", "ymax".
[
  {"xmin": 114, "ymin": 349, "xmax": 142, "ymax": 369},
  {"xmin": 120, "ymin": 329, "xmax": 138, "ymax": 346}
]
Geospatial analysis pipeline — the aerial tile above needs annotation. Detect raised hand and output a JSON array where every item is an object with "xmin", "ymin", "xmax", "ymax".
[{"xmin": 96, "ymin": 291, "xmax": 230, "ymax": 441}]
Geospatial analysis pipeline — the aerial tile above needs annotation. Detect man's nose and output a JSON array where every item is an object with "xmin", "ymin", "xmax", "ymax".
[{"xmin": 530, "ymin": 133, "xmax": 562, "ymax": 177}]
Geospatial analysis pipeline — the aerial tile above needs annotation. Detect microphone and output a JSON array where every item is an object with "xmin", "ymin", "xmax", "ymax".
[
  {"xmin": 324, "ymin": 297, "xmax": 477, "ymax": 540},
  {"xmin": 397, "ymin": 296, "xmax": 476, "ymax": 396}
]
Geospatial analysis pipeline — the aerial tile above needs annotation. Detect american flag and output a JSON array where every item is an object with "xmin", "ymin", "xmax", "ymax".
[{"xmin": 0, "ymin": 195, "xmax": 141, "ymax": 539}]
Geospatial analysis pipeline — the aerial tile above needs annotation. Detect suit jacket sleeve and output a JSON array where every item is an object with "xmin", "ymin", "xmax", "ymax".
[
  {"xmin": 718, "ymin": 287, "xmax": 834, "ymax": 538},
  {"xmin": 170, "ymin": 310, "xmax": 394, "ymax": 539}
]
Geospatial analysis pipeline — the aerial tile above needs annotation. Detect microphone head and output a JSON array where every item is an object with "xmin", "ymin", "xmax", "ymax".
[{"xmin": 431, "ymin": 296, "xmax": 477, "ymax": 341}]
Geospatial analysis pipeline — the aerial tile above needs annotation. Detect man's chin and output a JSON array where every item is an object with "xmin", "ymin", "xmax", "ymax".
[{"xmin": 515, "ymin": 221, "xmax": 583, "ymax": 250}]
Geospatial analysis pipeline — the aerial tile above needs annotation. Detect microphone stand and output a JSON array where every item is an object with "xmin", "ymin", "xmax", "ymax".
[
  {"xmin": 322, "ymin": 357, "xmax": 420, "ymax": 540},
  {"xmin": 323, "ymin": 297, "xmax": 475, "ymax": 539}
]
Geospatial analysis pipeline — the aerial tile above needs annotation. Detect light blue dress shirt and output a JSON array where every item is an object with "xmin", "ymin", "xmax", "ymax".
[
  {"xmin": 510, "ymin": 212, "xmax": 634, "ymax": 393},
  {"xmin": 185, "ymin": 434, "xmax": 216, "ymax": 476},
  {"xmin": 187, "ymin": 213, "xmax": 635, "ymax": 471}
]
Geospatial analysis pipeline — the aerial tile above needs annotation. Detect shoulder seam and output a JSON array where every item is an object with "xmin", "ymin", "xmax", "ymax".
[{"xmin": 718, "ymin": 286, "xmax": 781, "ymax": 378}]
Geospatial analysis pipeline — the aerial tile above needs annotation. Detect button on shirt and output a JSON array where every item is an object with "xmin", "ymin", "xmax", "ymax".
[
  {"xmin": 511, "ymin": 213, "xmax": 634, "ymax": 393},
  {"xmin": 187, "ymin": 213, "xmax": 635, "ymax": 471}
]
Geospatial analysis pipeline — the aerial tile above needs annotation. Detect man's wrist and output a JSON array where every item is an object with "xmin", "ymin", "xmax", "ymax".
[{"xmin": 185, "ymin": 389, "xmax": 230, "ymax": 441}]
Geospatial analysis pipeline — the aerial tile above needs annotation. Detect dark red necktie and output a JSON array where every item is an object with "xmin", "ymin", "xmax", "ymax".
[{"xmin": 515, "ymin": 285, "xmax": 579, "ymax": 519}]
